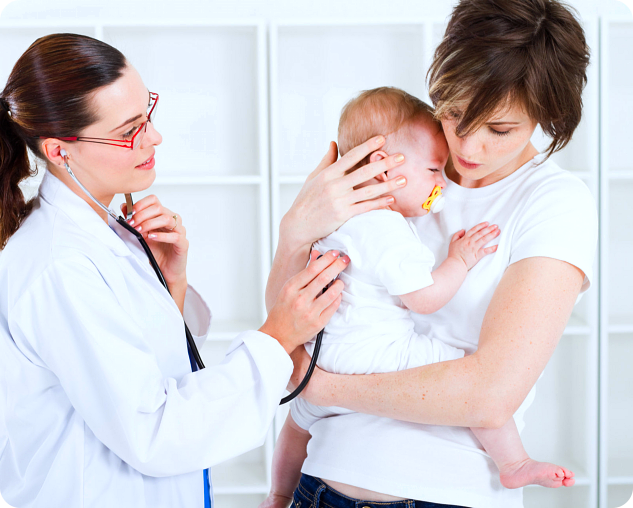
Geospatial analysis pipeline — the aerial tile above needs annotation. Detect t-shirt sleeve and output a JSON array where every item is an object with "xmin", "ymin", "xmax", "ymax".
[
  {"xmin": 509, "ymin": 174, "xmax": 598, "ymax": 293},
  {"xmin": 335, "ymin": 211, "xmax": 436, "ymax": 296}
]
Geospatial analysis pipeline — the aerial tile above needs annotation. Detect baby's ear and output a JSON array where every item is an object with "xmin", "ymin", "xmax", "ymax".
[
  {"xmin": 369, "ymin": 150, "xmax": 388, "ymax": 163},
  {"xmin": 369, "ymin": 150, "xmax": 390, "ymax": 182}
]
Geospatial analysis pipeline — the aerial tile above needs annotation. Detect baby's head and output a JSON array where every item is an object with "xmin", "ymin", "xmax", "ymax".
[{"xmin": 338, "ymin": 87, "xmax": 449, "ymax": 217}]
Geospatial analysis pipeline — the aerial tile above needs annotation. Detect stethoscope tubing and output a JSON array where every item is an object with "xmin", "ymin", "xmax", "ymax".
[
  {"xmin": 115, "ymin": 217, "xmax": 206, "ymax": 371},
  {"xmin": 61, "ymin": 152, "xmax": 322, "ymax": 402}
]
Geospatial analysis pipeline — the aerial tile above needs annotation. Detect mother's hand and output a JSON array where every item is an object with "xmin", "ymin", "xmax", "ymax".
[
  {"xmin": 121, "ymin": 195, "xmax": 188, "ymax": 288},
  {"xmin": 281, "ymin": 136, "xmax": 408, "ymax": 249}
]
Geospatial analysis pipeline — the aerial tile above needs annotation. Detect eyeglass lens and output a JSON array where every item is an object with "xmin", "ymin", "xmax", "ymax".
[{"xmin": 132, "ymin": 96, "xmax": 158, "ymax": 150}]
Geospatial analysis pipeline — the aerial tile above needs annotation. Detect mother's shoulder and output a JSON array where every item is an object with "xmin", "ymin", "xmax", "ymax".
[{"xmin": 520, "ymin": 158, "xmax": 593, "ymax": 204}]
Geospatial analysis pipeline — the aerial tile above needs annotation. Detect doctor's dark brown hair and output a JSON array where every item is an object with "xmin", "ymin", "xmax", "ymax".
[
  {"xmin": 428, "ymin": 0, "xmax": 589, "ymax": 158},
  {"xmin": 0, "ymin": 33, "xmax": 127, "ymax": 249}
]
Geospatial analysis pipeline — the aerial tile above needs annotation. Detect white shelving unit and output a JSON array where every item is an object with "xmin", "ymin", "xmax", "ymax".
[
  {"xmin": 0, "ymin": 11, "xmax": 631, "ymax": 508},
  {"xmin": 600, "ymin": 18, "xmax": 633, "ymax": 508}
]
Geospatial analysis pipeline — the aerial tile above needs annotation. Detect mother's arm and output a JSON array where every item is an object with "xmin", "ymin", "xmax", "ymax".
[{"xmin": 298, "ymin": 256, "xmax": 584, "ymax": 429}]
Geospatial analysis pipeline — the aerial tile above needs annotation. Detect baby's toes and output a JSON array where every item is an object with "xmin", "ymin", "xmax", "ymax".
[{"xmin": 563, "ymin": 476, "xmax": 576, "ymax": 487}]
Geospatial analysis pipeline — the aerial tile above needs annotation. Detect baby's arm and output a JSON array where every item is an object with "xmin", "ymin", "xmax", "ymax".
[
  {"xmin": 400, "ymin": 222, "xmax": 499, "ymax": 314},
  {"xmin": 259, "ymin": 414, "xmax": 311, "ymax": 508}
]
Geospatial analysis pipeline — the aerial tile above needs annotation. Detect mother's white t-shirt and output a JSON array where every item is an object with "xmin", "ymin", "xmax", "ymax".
[{"xmin": 300, "ymin": 153, "xmax": 598, "ymax": 508}]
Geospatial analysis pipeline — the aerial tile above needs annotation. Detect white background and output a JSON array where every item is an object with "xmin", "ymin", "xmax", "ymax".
[{"xmin": 0, "ymin": 0, "xmax": 632, "ymax": 507}]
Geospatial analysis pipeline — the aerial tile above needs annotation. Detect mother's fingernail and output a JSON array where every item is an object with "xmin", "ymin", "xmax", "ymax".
[
  {"xmin": 375, "ymin": 135, "xmax": 385, "ymax": 145},
  {"xmin": 396, "ymin": 177, "xmax": 406, "ymax": 186},
  {"xmin": 330, "ymin": 250, "xmax": 339, "ymax": 257},
  {"xmin": 387, "ymin": 196, "xmax": 395, "ymax": 204},
  {"xmin": 342, "ymin": 255, "xmax": 350, "ymax": 264},
  {"xmin": 394, "ymin": 154, "xmax": 405, "ymax": 162}
]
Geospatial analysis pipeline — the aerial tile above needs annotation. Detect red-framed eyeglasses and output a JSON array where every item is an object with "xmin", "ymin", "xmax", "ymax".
[{"xmin": 38, "ymin": 91, "xmax": 158, "ymax": 150}]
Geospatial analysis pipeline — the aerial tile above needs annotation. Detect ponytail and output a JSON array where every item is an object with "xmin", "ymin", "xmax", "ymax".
[{"xmin": 0, "ymin": 98, "xmax": 36, "ymax": 250}]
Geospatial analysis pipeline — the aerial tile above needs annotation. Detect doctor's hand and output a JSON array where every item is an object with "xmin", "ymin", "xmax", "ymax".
[
  {"xmin": 259, "ymin": 250, "xmax": 349, "ymax": 355},
  {"xmin": 121, "ymin": 195, "xmax": 188, "ymax": 288},
  {"xmin": 280, "ymin": 136, "xmax": 407, "ymax": 251}
]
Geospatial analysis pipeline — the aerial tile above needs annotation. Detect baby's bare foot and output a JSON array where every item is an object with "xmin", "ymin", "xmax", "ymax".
[{"xmin": 499, "ymin": 458, "xmax": 575, "ymax": 489}]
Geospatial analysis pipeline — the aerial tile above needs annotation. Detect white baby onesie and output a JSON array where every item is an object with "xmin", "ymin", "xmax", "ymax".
[{"xmin": 291, "ymin": 209, "xmax": 465, "ymax": 430}]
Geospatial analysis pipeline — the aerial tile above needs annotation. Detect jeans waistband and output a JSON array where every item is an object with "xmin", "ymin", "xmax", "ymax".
[
  {"xmin": 294, "ymin": 474, "xmax": 470, "ymax": 508},
  {"xmin": 295, "ymin": 474, "xmax": 414, "ymax": 508}
]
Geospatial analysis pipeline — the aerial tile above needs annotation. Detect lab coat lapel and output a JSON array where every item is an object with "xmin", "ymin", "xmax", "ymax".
[{"xmin": 38, "ymin": 171, "xmax": 132, "ymax": 257}]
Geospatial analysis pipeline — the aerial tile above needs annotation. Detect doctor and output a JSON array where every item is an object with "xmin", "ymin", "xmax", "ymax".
[{"xmin": 0, "ymin": 33, "xmax": 400, "ymax": 508}]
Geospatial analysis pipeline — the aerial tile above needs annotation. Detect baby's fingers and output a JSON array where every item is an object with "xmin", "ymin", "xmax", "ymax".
[
  {"xmin": 473, "ymin": 225, "xmax": 500, "ymax": 245},
  {"xmin": 451, "ymin": 229, "xmax": 466, "ymax": 243},
  {"xmin": 464, "ymin": 222, "xmax": 490, "ymax": 238},
  {"xmin": 480, "ymin": 244, "xmax": 498, "ymax": 257}
]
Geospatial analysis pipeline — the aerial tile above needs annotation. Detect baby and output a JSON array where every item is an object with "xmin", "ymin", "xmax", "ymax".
[{"xmin": 263, "ymin": 87, "xmax": 574, "ymax": 507}]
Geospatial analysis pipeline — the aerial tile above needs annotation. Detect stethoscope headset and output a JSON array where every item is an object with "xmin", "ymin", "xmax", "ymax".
[{"xmin": 59, "ymin": 149, "xmax": 319, "ymax": 404}]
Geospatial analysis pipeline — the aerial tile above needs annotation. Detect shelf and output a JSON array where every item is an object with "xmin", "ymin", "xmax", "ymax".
[
  {"xmin": 608, "ymin": 316, "xmax": 633, "ymax": 334},
  {"xmin": 609, "ymin": 458, "xmax": 633, "ymax": 485},
  {"xmin": 272, "ymin": 23, "xmax": 427, "ymax": 177},
  {"xmin": 279, "ymin": 174, "xmax": 309, "ymax": 185},
  {"xmin": 212, "ymin": 461, "xmax": 268, "ymax": 495},
  {"xmin": 522, "ymin": 337, "xmax": 594, "ymax": 484},
  {"xmin": 524, "ymin": 484, "xmax": 591, "ymax": 508},
  {"xmin": 213, "ymin": 494, "xmax": 267, "ymax": 508},
  {"xmin": 609, "ymin": 170, "xmax": 633, "ymax": 180},
  {"xmin": 608, "ymin": 181, "xmax": 633, "ymax": 324},
  {"xmin": 153, "ymin": 175, "xmax": 263, "ymax": 186},
  {"xmin": 608, "ymin": 335, "xmax": 633, "ymax": 478},
  {"xmin": 0, "ymin": 26, "xmax": 95, "ymax": 85},
  {"xmin": 563, "ymin": 312, "xmax": 592, "ymax": 336},
  {"xmin": 607, "ymin": 21, "xmax": 633, "ymax": 173},
  {"xmin": 102, "ymin": 25, "xmax": 261, "ymax": 178},
  {"xmin": 608, "ymin": 485, "xmax": 633, "ymax": 508},
  {"xmin": 119, "ymin": 185, "xmax": 264, "ymax": 326}
]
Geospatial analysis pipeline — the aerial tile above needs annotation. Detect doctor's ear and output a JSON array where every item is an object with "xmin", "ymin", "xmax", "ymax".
[{"xmin": 40, "ymin": 138, "xmax": 70, "ymax": 167}]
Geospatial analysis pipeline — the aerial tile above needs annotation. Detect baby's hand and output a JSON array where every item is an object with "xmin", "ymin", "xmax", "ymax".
[{"xmin": 448, "ymin": 222, "xmax": 500, "ymax": 270}]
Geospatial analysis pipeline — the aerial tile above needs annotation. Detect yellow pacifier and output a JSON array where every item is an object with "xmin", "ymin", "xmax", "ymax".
[{"xmin": 422, "ymin": 185, "xmax": 445, "ymax": 213}]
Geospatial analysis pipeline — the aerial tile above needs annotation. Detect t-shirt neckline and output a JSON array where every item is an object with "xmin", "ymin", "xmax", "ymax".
[{"xmin": 443, "ymin": 152, "xmax": 547, "ymax": 201}]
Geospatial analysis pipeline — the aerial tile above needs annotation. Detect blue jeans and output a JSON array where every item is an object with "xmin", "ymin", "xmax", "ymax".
[{"xmin": 292, "ymin": 474, "xmax": 471, "ymax": 508}]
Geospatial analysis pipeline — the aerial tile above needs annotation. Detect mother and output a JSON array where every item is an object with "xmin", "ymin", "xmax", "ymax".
[{"xmin": 266, "ymin": 0, "xmax": 597, "ymax": 506}]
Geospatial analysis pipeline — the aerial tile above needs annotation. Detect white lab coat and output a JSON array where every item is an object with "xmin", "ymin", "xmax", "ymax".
[{"xmin": 0, "ymin": 171, "xmax": 293, "ymax": 508}]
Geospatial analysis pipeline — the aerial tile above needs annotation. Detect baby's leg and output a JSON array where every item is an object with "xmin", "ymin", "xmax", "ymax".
[{"xmin": 471, "ymin": 420, "xmax": 575, "ymax": 489}]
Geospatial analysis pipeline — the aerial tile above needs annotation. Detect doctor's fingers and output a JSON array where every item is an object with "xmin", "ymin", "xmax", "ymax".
[
  {"xmin": 314, "ymin": 279, "xmax": 344, "ymax": 314},
  {"xmin": 292, "ymin": 250, "xmax": 347, "ymax": 291},
  {"xmin": 135, "ymin": 214, "xmax": 185, "ymax": 236},
  {"xmin": 302, "ymin": 256, "xmax": 349, "ymax": 300}
]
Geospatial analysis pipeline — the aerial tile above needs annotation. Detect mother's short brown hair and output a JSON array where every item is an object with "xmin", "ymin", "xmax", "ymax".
[{"xmin": 428, "ymin": 0, "xmax": 589, "ymax": 158}]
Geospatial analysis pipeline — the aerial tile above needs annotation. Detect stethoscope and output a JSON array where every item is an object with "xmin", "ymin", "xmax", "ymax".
[
  {"xmin": 59, "ymin": 150, "xmax": 447, "ymax": 405},
  {"xmin": 60, "ymin": 149, "xmax": 205, "ymax": 372}
]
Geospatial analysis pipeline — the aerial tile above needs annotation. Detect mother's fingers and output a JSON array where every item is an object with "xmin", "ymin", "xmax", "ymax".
[
  {"xmin": 348, "ymin": 176, "xmax": 405, "ymax": 205},
  {"xmin": 327, "ymin": 135, "xmax": 387, "ymax": 177},
  {"xmin": 344, "ymin": 153, "xmax": 406, "ymax": 190},
  {"xmin": 306, "ymin": 141, "xmax": 339, "ymax": 182}
]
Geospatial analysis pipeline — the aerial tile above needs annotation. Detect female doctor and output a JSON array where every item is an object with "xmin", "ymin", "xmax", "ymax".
[{"xmin": 0, "ymin": 34, "xmax": 401, "ymax": 508}]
